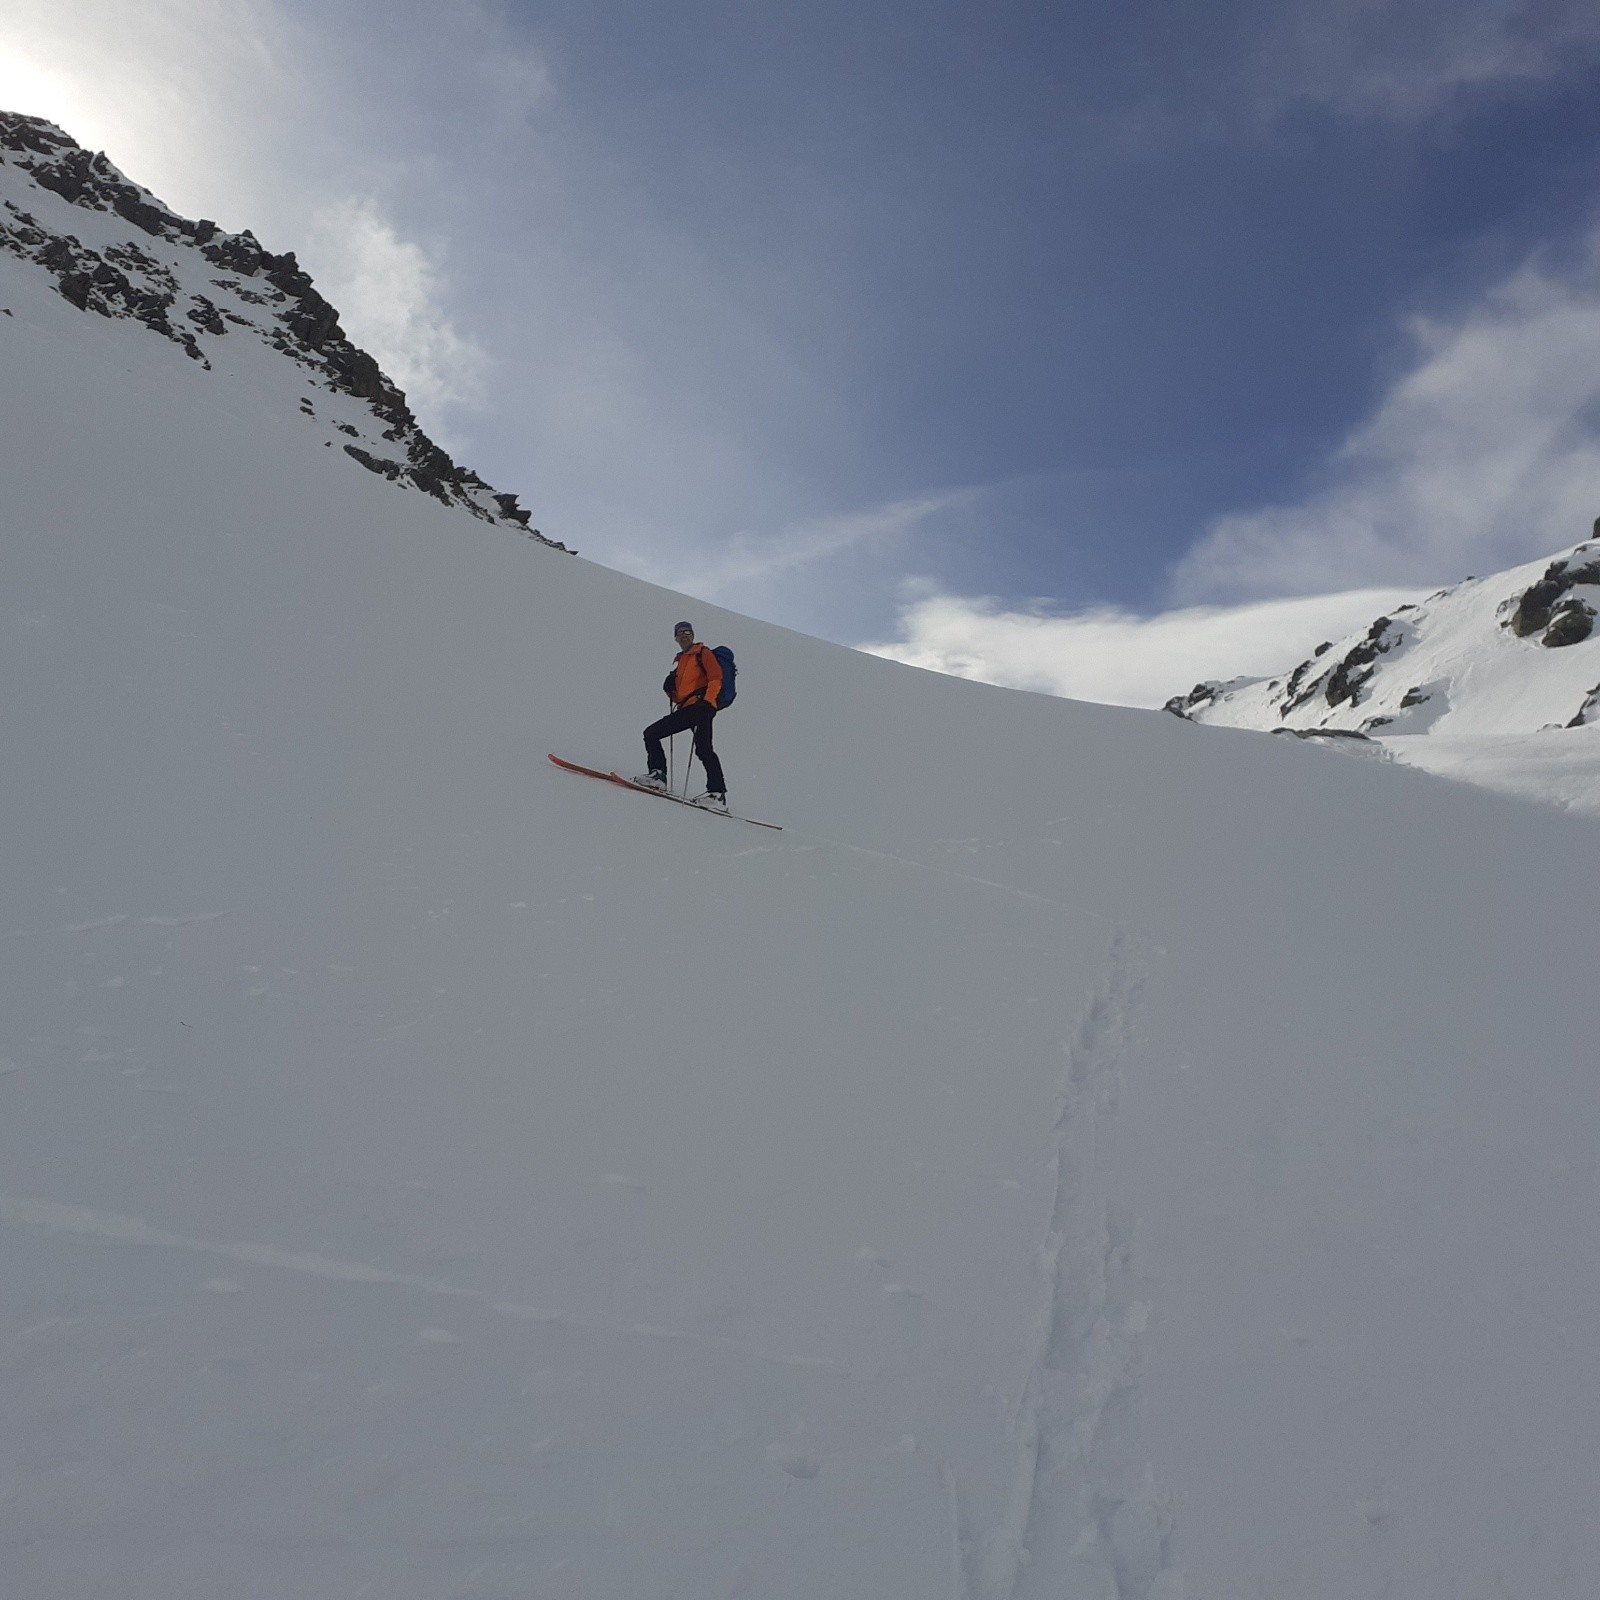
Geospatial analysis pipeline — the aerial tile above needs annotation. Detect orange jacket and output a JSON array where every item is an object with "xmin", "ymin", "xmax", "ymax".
[{"xmin": 669, "ymin": 642, "xmax": 722, "ymax": 710}]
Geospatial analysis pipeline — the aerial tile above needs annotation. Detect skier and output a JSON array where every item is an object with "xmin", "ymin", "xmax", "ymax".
[{"xmin": 636, "ymin": 621, "xmax": 728, "ymax": 811}]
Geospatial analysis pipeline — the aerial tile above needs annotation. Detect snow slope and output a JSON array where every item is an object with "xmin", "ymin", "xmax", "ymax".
[
  {"xmin": 1167, "ymin": 542, "xmax": 1600, "ymax": 815},
  {"xmin": 6, "ymin": 135, "xmax": 1600, "ymax": 1600}
]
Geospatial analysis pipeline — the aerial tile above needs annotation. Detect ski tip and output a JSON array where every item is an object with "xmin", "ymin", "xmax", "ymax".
[{"xmin": 548, "ymin": 754, "xmax": 625, "ymax": 783}]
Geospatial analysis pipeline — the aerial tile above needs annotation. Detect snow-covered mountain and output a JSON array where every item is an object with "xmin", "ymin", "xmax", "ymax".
[
  {"xmin": 1166, "ymin": 537, "xmax": 1600, "ymax": 814},
  {"xmin": 0, "ymin": 112, "xmax": 559, "ymax": 545},
  {"xmin": 5, "ymin": 114, "xmax": 1600, "ymax": 1600}
]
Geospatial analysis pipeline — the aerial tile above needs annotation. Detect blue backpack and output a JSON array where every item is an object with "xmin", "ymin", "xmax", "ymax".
[{"xmin": 711, "ymin": 645, "xmax": 737, "ymax": 709}]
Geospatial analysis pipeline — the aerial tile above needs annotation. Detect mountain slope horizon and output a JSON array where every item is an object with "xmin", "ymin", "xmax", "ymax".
[
  {"xmin": 1167, "ymin": 535, "xmax": 1600, "ymax": 815},
  {"xmin": 1, "ymin": 110, "xmax": 560, "ymax": 547},
  {"xmin": 5, "ymin": 120, "xmax": 1600, "ymax": 1599}
]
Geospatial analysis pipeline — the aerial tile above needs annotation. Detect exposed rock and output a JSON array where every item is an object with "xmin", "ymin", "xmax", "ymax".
[
  {"xmin": 1164, "ymin": 682, "xmax": 1226, "ymax": 719},
  {"xmin": 1281, "ymin": 653, "xmax": 1326, "ymax": 714},
  {"xmin": 1166, "ymin": 673, "xmax": 1313, "ymax": 723},
  {"xmin": 1506, "ymin": 551, "xmax": 1600, "ymax": 638},
  {"xmin": 1323, "ymin": 617, "xmax": 1398, "ymax": 708},
  {"xmin": 1166, "ymin": 525, "xmax": 1600, "ymax": 790},
  {"xmin": 343, "ymin": 444, "xmax": 404, "ymax": 481},
  {"xmin": 188, "ymin": 296, "xmax": 226, "ymax": 336},
  {"xmin": 494, "ymin": 492, "xmax": 533, "ymax": 527},
  {"xmin": 1568, "ymin": 682, "xmax": 1600, "ymax": 729},
  {"xmin": 1542, "ymin": 599, "xmax": 1595, "ymax": 648}
]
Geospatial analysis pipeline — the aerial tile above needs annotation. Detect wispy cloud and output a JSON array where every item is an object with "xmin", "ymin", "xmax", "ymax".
[
  {"xmin": 864, "ymin": 586, "xmax": 1417, "ymax": 708},
  {"xmin": 664, "ymin": 490, "xmax": 974, "ymax": 604},
  {"xmin": 307, "ymin": 198, "xmax": 487, "ymax": 414},
  {"xmin": 0, "ymin": 0, "xmax": 518, "ymax": 432},
  {"xmin": 863, "ymin": 218, "xmax": 1600, "ymax": 709},
  {"xmin": 1175, "ymin": 231, "xmax": 1600, "ymax": 602},
  {"xmin": 1250, "ymin": 0, "xmax": 1600, "ymax": 125},
  {"xmin": 1070, "ymin": 0, "xmax": 1600, "ymax": 157}
]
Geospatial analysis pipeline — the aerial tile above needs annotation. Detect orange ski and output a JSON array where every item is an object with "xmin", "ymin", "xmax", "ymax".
[{"xmin": 547, "ymin": 755, "xmax": 782, "ymax": 830}]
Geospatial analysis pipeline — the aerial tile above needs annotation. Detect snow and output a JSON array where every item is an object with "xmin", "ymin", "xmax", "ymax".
[
  {"xmin": 1170, "ymin": 551, "xmax": 1600, "ymax": 815},
  {"xmin": 6, "ymin": 151, "xmax": 1600, "ymax": 1599}
]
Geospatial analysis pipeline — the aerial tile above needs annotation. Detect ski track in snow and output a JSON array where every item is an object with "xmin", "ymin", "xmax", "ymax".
[
  {"xmin": 970, "ymin": 938, "xmax": 1181, "ymax": 1600},
  {"xmin": 944, "ymin": 1458, "xmax": 975, "ymax": 1600},
  {"xmin": 0, "ymin": 1195, "xmax": 850, "ymax": 1377},
  {"xmin": 839, "ymin": 838, "xmax": 1058, "ymax": 907}
]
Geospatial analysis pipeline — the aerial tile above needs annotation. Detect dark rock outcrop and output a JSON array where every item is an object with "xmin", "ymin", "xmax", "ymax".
[
  {"xmin": 1323, "ymin": 617, "xmax": 1399, "ymax": 709},
  {"xmin": 1164, "ymin": 682, "xmax": 1224, "ymax": 719},
  {"xmin": 1506, "ymin": 549, "xmax": 1600, "ymax": 638},
  {"xmin": 343, "ymin": 444, "xmax": 404, "ymax": 481},
  {"xmin": 1568, "ymin": 682, "xmax": 1600, "ymax": 729},
  {"xmin": 1541, "ymin": 599, "xmax": 1595, "ymax": 649},
  {"xmin": 1280, "ymin": 653, "xmax": 1322, "ymax": 714}
]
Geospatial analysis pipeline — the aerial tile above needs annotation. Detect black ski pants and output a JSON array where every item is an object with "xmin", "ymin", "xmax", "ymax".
[{"xmin": 644, "ymin": 702, "xmax": 726, "ymax": 795}]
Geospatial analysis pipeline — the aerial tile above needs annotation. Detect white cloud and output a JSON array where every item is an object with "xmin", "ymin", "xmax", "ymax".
[
  {"xmin": 0, "ymin": 0, "xmax": 503, "ymax": 429},
  {"xmin": 863, "ymin": 215, "xmax": 1600, "ymax": 712},
  {"xmin": 307, "ymin": 198, "xmax": 487, "ymax": 413},
  {"xmin": 864, "ymin": 585, "xmax": 1418, "ymax": 709},
  {"xmin": 1175, "ymin": 232, "xmax": 1600, "ymax": 603}
]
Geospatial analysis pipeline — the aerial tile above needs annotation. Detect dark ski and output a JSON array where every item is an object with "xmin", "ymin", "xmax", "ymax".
[{"xmin": 547, "ymin": 755, "xmax": 783, "ymax": 830}]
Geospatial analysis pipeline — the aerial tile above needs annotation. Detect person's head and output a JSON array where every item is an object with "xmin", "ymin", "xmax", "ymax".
[{"xmin": 673, "ymin": 621, "xmax": 695, "ymax": 650}]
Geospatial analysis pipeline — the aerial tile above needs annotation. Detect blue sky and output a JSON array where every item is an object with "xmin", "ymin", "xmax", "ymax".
[{"xmin": 7, "ymin": 0, "xmax": 1600, "ymax": 699}]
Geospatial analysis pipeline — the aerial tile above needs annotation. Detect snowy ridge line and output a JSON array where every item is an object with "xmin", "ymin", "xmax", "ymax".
[
  {"xmin": 973, "ymin": 938, "xmax": 1180, "ymax": 1600},
  {"xmin": 0, "ymin": 1195, "xmax": 850, "ymax": 1376},
  {"xmin": 0, "ymin": 111, "xmax": 561, "ymax": 544},
  {"xmin": 1164, "ymin": 531, "xmax": 1600, "ymax": 815}
]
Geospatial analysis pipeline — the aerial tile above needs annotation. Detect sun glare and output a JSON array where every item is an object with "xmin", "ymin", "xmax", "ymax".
[{"xmin": 0, "ymin": 49, "xmax": 96, "ymax": 140}]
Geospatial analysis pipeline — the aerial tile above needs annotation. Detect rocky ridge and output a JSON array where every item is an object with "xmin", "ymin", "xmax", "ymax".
[
  {"xmin": 0, "ymin": 111, "xmax": 564, "ymax": 547},
  {"xmin": 1167, "ymin": 524, "xmax": 1600, "ymax": 739},
  {"xmin": 1164, "ymin": 526, "xmax": 1600, "ymax": 813}
]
